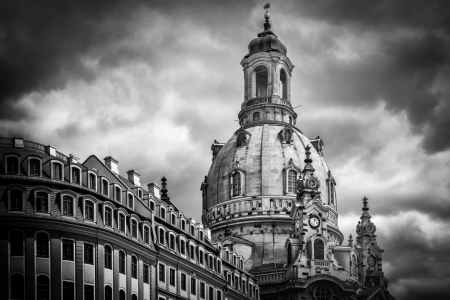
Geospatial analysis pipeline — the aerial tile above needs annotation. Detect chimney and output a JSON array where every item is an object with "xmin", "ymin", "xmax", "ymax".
[
  {"xmin": 104, "ymin": 156, "xmax": 119, "ymax": 175},
  {"xmin": 13, "ymin": 137, "xmax": 24, "ymax": 148},
  {"xmin": 127, "ymin": 170, "xmax": 141, "ymax": 187},
  {"xmin": 147, "ymin": 182, "xmax": 161, "ymax": 199},
  {"xmin": 46, "ymin": 145, "xmax": 56, "ymax": 157}
]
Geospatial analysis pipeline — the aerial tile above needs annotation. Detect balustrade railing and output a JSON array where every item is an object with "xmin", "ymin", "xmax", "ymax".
[
  {"xmin": 243, "ymin": 96, "xmax": 292, "ymax": 109},
  {"xmin": 24, "ymin": 140, "xmax": 46, "ymax": 152},
  {"xmin": 255, "ymin": 271, "xmax": 286, "ymax": 283},
  {"xmin": 312, "ymin": 259, "xmax": 330, "ymax": 267},
  {"xmin": 56, "ymin": 151, "xmax": 70, "ymax": 163},
  {"xmin": 0, "ymin": 137, "xmax": 12, "ymax": 145}
]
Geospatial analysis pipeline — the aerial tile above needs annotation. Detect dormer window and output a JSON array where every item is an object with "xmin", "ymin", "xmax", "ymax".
[
  {"xmin": 119, "ymin": 213, "xmax": 126, "ymax": 233},
  {"xmin": 161, "ymin": 207, "xmax": 166, "ymax": 220},
  {"xmin": 180, "ymin": 239, "xmax": 186, "ymax": 255},
  {"xmin": 138, "ymin": 189, "xmax": 143, "ymax": 199},
  {"xmin": 131, "ymin": 219, "xmax": 138, "ymax": 238},
  {"xmin": 52, "ymin": 162, "xmax": 62, "ymax": 180},
  {"xmin": 9, "ymin": 190, "xmax": 24, "ymax": 211},
  {"xmin": 89, "ymin": 173, "xmax": 96, "ymax": 190},
  {"xmin": 279, "ymin": 127, "xmax": 294, "ymax": 144},
  {"xmin": 104, "ymin": 207, "xmax": 112, "ymax": 227},
  {"xmin": 181, "ymin": 219, "xmax": 186, "ymax": 231},
  {"xmin": 102, "ymin": 179, "xmax": 109, "ymax": 196},
  {"xmin": 115, "ymin": 186, "xmax": 121, "ymax": 203},
  {"xmin": 190, "ymin": 225, "xmax": 195, "ymax": 236},
  {"xmin": 217, "ymin": 260, "xmax": 222, "ymax": 273},
  {"xmin": 253, "ymin": 112, "xmax": 260, "ymax": 121},
  {"xmin": 143, "ymin": 225, "xmax": 150, "ymax": 244},
  {"xmin": 190, "ymin": 244, "xmax": 195, "ymax": 260},
  {"xmin": 149, "ymin": 201, "xmax": 155, "ymax": 212},
  {"xmin": 232, "ymin": 172, "xmax": 241, "ymax": 196},
  {"xmin": 283, "ymin": 130, "xmax": 292, "ymax": 141},
  {"xmin": 169, "ymin": 234, "xmax": 175, "ymax": 250},
  {"xmin": 36, "ymin": 192, "xmax": 49, "ymax": 213},
  {"xmin": 159, "ymin": 228, "xmax": 165, "ymax": 245},
  {"xmin": 84, "ymin": 201, "xmax": 95, "ymax": 221},
  {"xmin": 199, "ymin": 249, "xmax": 204, "ymax": 264},
  {"xmin": 171, "ymin": 213, "xmax": 176, "ymax": 225},
  {"xmin": 29, "ymin": 158, "xmax": 41, "ymax": 176},
  {"xmin": 6, "ymin": 156, "xmax": 19, "ymax": 174},
  {"xmin": 62, "ymin": 196, "xmax": 74, "ymax": 216},
  {"xmin": 127, "ymin": 194, "xmax": 134, "ymax": 209},
  {"xmin": 71, "ymin": 167, "xmax": 80, "ymax": 184},
  {"xmin": 199, "ymin": 231, "xmax": 204, "ymax": 241}
]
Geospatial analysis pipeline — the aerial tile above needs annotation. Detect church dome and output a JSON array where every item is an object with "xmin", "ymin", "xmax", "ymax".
[
  {"xmin": 205, "ymin": 124, "xmax": 330, "ymax": 209},
  {"xmin": 248, "ymin": 33, "xmax": 287, "ymax": 56}
]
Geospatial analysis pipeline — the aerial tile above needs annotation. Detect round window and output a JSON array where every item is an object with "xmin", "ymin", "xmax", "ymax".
[{"xmin": 314, "ymin": 284, "xmax": 332, "ymax": 300}]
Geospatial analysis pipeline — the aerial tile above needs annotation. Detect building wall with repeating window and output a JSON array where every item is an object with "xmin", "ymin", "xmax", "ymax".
[{"xmin": 0, "ymin": 137, "xmax": 259, "ymax": 300}]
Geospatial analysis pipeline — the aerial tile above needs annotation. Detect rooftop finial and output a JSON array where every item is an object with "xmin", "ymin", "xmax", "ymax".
[
  {"xmin": 362, "ymin": 196, "xmax": 369, "ymax": 211},
  {"xmin": 302, "ymin": 145, "xmax": 315, "ymax": 173},
  {"xmin": 348, "ymin": 234, "xmax": 353, "ymax": 247},
  {"xmin": 263, "ymin": 3, "xmax": 271, "ymax": 31}
]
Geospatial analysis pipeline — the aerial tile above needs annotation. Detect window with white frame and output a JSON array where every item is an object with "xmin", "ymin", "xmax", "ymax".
[
  {"xmin": 287, "ymin": 169, "xmax": 297, "ymax": 193},
  {"xmin": 143, "ymin": 264, "xmax": 149, "ymax": 283},
  {"xmin": 232, "ymin": 172, "xmax": 241, "ymax": 196},
  {"xmin": 89, "ymin": 173, "xmax": 96, "ymax": 190},
  {"xmin": 169, "ymin": 233, "xmax": 175, "ymax": 250},
  {"xmin": 158, "ymin": 263, "xmax": 165, "ymax": 282},
  {"xmin": 180, "ymin": 239, "xmax": 186, "ymax": 255},
  {"xmin": 131, "ymin": 256, "xmax": 138, "ymax": 278},
  {"xmin": 199, "ymin": 231, "xmax": 204, "ymax": 241},
  {"xmin": 149, "ymin": 200, "xmax": 155, "ymax": 211},
  {"xmin": 171, "ymin": 213, "xmax": 176, "ymax": 225},
  {"xmin": 199, "ymin": 249, "xmax": 204, "ymax": 264},
  {"xmin": 84, "ymin": 243, "xmax": 94, "ymax": 265},
  {"xmin": 190, "ymin": 225, "xmax": 195, "ymax": 236},
  {"xmin": 160, "ymin": 207, "xmax": 166, "ymax": 220},
  {"xmin": 104, "ymin": 245, "xmax": 112, "ymax": 269},
  {"xmin": 190, "ymin": 244, "xmax": 195, "ymax": 260},
  {"xmin": 169, "ymin": 268, "xmax": 175, "ymax": 286},
  {"xmin": 62, "ymin": 195, "xmax": 75, "ymax": 216},
  {"xmin": 118, "ymin": 213, "xmax": 126, "ymax": 233},
  {"xmin": 52, "ymin": 161, "xmax": 63, "ymax": 180},
  {"xmin": 104, "ymin": 206, "xmax": 113, "ymax": 227},
  {"xmin": 119, "ymin": 251, "xmax": 126, "ymax": 274},
  {"xmin": 62, "ymin": 239, "xmax": 74, "ymax": 261},
  {"xmin": 181, "ymin": 219, "xmax": 186, "ymax": 231},
  {"xmin": 159, "ymin": 228, "xmax": 165, "ymax": 245},
  {"xmin": 131, "ymin": 219, "xmax": 138, "ymax": 238},
  {"xmin": 36, "ymin": 232, "xmax": 49, "ymax": 258},
  {"xmin": 102, "ymin": 179, "xmax": 109, "ymax": 196},
  {"xmin": 6, "ymin": 156, "xmax": 19, "ymax": 174},
  {"xmin": 115, "ymin": 186, "xmax": 121, "ymax": 203},
  {"xmin": 191, "ymin": 278, "xmax": 196, "ymax": 295},
  {"xmin": 200, "ymin": 282, "xmax": 205, "ymax": 299},
  {"xmin": 143, "ymin": 225, "xmax": 150, "ymax": 244},
  {"xmin": 181, "ymin": 273, "xmax": 187, "ymax": 291},
  {"xmin": 127, "ymin": 193, "xmax": 134, "ymax": 209},
  {"xmin": 71, "ymin": 166, "xmax": 81, "ymax": 185},
  {"xmin": 84, "ymin": 200, "xmax": 95, "ymax": 221},
  {"xmin": 29, "ymin": 158, "xmax": 41, "ymax": 176}
]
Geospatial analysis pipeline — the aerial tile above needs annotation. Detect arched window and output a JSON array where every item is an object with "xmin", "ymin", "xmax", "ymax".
[
  {"xmin": 329, "ymin": 182, "xmax": 335, "ymax": 205},
  {"xmin": 253, "ymin": 112, "xmax": 260, "ymax": 121},
  {"xmin": 128, "ymin": 194, "xmax": 133, "ymax": 209},
  {"xmin": 102, "ymin": 179, "xmax": 109, "ymax": 196},
  {"xmin": 89, "ymin": 173, "xmax": 96, "ymax": 190},
  {"xmin": 313, "ymin": 284, "xmax": 332, "ymax": 300},
  {"xmin": 10, "ymin": 190, "xmax": 23, "ymax": 211},
  {"xmin": 283, "ymin": 130, "xmax": 292, "ymax": 142},
  {"xmin": 351, "ymin": 254, "xmax": 357, "ymax": 278},
  {"xmin": 280, "ymin": 69, "xmax": 287, "ymax": 99},
  {"xmin": 119, "ymin": 213, "xmax": 126, "ymax": 232},
  {"xmin": 10, "ymin": 231, "xmax": 23, "ymax": 256},
  {"xmin": 119, "ymin": 290, "xmax": 126, "ymax": 300},
  {"xmin": 119, "ymin": 251, "xmax": 126, "ymax": 274},
  {"xmin": 85, "ymin": 201, "xmax": 94, "ymax": 221},
  {"xmin": 132, "ymin": 295, "xmax": 137, "ymax": 300},
  {"xmin": 30, "ymin": 158, "xmax": 41, "ymax": 176},
  {"xmin": 10, "ymin": 273, "xmax": 24, "ymax": 299},
  {"xmin": 252, "ymin": 65, "xmax": 268, "ymax": 98},
  {"xmin": 52, "ymin": 162, "xmax": 62, "ymax": 180},
  {"xmin": 104, "ymin": 207, "xmax": 112, "ymax": 227},
  {"xmin": 143, "ymin": 226, "xmax": 150, "ymax": 244},
  {"xmin": 37, "ymin": 275, "xmax": 50, "ymax": 300},
  {"xmin": 314, "ymin": 239, "xmax": 325, "ymax": 260},
  {"xmin": 36, "ymin": 232, "xmax": 49, "ymax": 258},
  {"xmin": 287, "ymin": 170, "xmax": 296, "ymax": 193},
  {"xmin": 131, "ymin": 256, "xmax": 138, "ymax": 278},
  {"xmin": 131, "ymin": 219, "xmax": 138, "ymax": 238},
  {"xmin": 6, "ymin": 156, "xmax": 19, "ymax": 174},
  {"xmin": 105, "ymin": 286, "xmax": 113, "ymax": 300},
  {"xmin": 105, "ymin": 245, "xmax": 112, "ymax": 269},
  {"xmin": 62, "ymin": 196, "xmax": 74, "ymax": 216},
  {"xmin": 115, "ymin": 186, "xmax": 121, "ymax": 203},
  {"xmin": 159, "ymin": 228, "xmax": 165, "ymax": 244},
  {"xmin": 71, "ymin": 167, "xmax": 80, "ymax": 184},
  {"xmin": 232, "ymin": 172, "xmax": 241, "ymax": 196},
  {"xmin": 36, "ymin": 192, "xmax": 48, "ymax": 212},
  {"xmin": 237, "ymin": 133, "xmax": 246, "ymax": 147}
]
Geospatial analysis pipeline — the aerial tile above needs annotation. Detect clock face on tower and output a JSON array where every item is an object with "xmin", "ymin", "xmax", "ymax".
[
  {"xmin": 368, "ymin": 255, "xmax": 376, "ymax": 267},
  {"xmin": 309, "ymin": 216, "xmax": 320, "ymax": 229},
  {"xmin": 308, "ymin": 179, "xmax": 317, "ymax": 188}
]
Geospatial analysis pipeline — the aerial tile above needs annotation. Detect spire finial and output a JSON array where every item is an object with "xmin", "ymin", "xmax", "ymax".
[
  {"xmin": 362, "ymin": 196, "xmax": 369, "ymax": 211},
  {"xmin": 263, "ymin": 3, "xmax": 271, "ymax": 31},
  {"xmin": 348, "ymin": 234, "xmax": 353, "ymax": 247},
  {"xmin": 302, "ymin": 145, "xmax": 315, "ymax": 173},
  {"xmin": 161, "ymin": 176, "xmax": 170, "ymax": 201}
]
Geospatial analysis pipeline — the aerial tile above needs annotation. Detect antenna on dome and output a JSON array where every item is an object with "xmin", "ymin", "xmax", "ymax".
[{"xmin": 263, "ymin": 3, "xmax": 271, "ymax": 31}]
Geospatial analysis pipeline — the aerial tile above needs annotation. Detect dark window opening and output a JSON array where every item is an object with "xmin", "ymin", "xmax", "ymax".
[
  {"xmin": 62, "ymin": 240, "xmax": 73, "ymax": 261},
  {"xmin": 30, "ymin": 159, "xmax": 41, "ymax": 176},
  {"xmin": 53, "ymin": 163, "xmax": 62, "ymax": 180},
  {"xmin": 6, "ymin": 157, "xmax": 19, "ymax": 174},
  {"xmin": 132, "ymin": 256, "xmax": 137, "ymax": 278},
  {"xmin": 62, "ymin": 196, "xmax": 73, "ymax": 216},
  {"xmin": 11, "ymin": 273, "xmax": 24, "ymax": 299},
  {"xmin": 10, "ymin": 190, "xmax": 23, "ymax": 211},
  {"xmin": 63, "ymin": 281, "xmax": 74, "ymax": 300},
  {"xmin": 36, "ymin": 232, "xmax": 49, "ymax": 258},
  {"xmin": 36, "ymin": 192, "xmax": 48, "ymax": 212},
  {"xmin": 84, "ymin": 244, "xmax": 94, "ymax": 264},
  {"xmin": 104, "ymin": 245, "xmax": 112, "ymax": 269},
  {"xmin": 10, "ymin": 231, "xmax": 23, "ymax": 256},
  {"xmin": 232, "ymin": 172, "xmax": 241, "ymax": 196},
  {"xmin": 36, "ymin": 275, "xmax": 49, "ymax": 300}
]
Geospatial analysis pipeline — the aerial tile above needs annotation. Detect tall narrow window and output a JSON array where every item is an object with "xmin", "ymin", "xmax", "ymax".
[
  {"xmin": 128, "ymin": 194, "xmax": 133, "ymax": 209},
  {"xmin": 62, "ymin": 240, "xmax": 74, "ymax": 261},
  {"xmin": 132, "ymin": 256, "xmax": 137, "ymax": 278},
  {"xmin": 199, "ymin": 250, "xmax": 204, "ymax": 264},
  {"xmin": 84, "ymin": 285, "xmax": 94, "ymax": 300},
  {"xmin": 253, "ymin": 112, "xmax": 260, "ymax": 121},
  {"xmin": 190, "ymin": 245, "xmax": 195, "ymax": 260},
  {"xmin": 232, "ymin": 172, "xmax": 241, "ymax": 196},
  {"xmin": 283, "ymin": 130, "xmax": 292, "ymax": 142},
  {"xmin": 131, "ymin": 219, "xmax": 137, "ymax": 238},
  {"xmin": 209, "ymin": 286, "xmax": 214, "ymax": 300},
  {"xmin": 181, "ymin": 273, "xmax": 187, "ymax": 291},
  {"xmin": 36, "ymin": 192, "xmax": 48, "ymax": 212},
  {"xmin": 280, "ymin": 69, "xmax": 287, "ymax": 99},
  {"xmin": 119, "ymin": 290, "xmax": 125, "ymax": 300},
  {"xmin": 159, "ymin": 228, "xmax": 165, "ymax": 244},
  {"xmin": 330, "ymin": 182, "xmax": 335, "ymax": 205},
  {"xmin": 217, "ymin": 260, "xmax": 222, "ymax": 273},
  {"xmin": 217, "ymin": 290, "xmax": 222, "ymax": 300},
  {"xmin": 180, "ymin": 240, "xmax": 186, "ymax": 255},
  {"xmin": 10, "ymin": 274, "xmax": 24, "ymax": 299},
  {"xmin": 200, "ymin": 282, "xmax": 205, "ymax": 299},
  {"xmin": 62, "ymin": 196, "xmax": 73, "ymax": 216},
  {"xmin": 253, "ymin": 65, "xmax": 268, "ymax": 98},
  {"xmin": 287, "ymin": 170, "xmax": 296, "ymax": 193},
  {"xmin": 160, "ymin": 207, "xmax": 166, "ymax": 219},
  {"xmin": 352, "ymin": 254, "xmax": 357, "ymax": 278},
  {"xmin": 119, "ymin": 251, "xmax": 126, "ymax": 274},
  {"xmin": 36, "ymin": 275, "xmax": 49, "ymax": 300},
  {"xmin": 159, "ymin": 263, "xmax": 165, "ymax": 282},
  {"xmin": 10, "ymin": 190, "xmax": 23, "ymax": 211},
  {"xmin": 143, "ymin": 264, "xmax": 149, "ymax": 283},
  {"xmin": 89, "ymin": 174, "xmax": 96, "ymax": 190},
  {"xmin": 10, "ymin": 231, "xmax": 23, "ymax": 256},
  {"xmin": 105, "ymin": 207, "xmax": 112, "ymax": 227},
  {"xmin": 105, "ymin": 286, "xmax": 112, "ymax": 300},
  {"xmin": 314, "ymin": 239, "xmax": 325, "ymax": 260},
  {"xmin": 289, "ymin": 116, "xmax": 292, "ymax": 125},
  {"xmin": 169, "ymin": 234, "xmax": 175, "ymax": 250},
  {"xmin": 190, "ymin": 225, "xmax": 195, "ymax": 236},
  {"xmin": 132, "ymin": 295, "xmax": 137, "ymax": 300},
  {"xmin": 181, "ymin": 219, "xmax": 186, "ymax": 231},
  {"xmin": 85, "ymin": 201, "xmax": 94, "ymax": 221},
  {"xmin": 84, "ymin": 244, "xmax": 94, "ymax": 265},
  {"xmin": 169, "ymin": 268, "xmax": 175, "ymax": 286},
  {"xmin": 115, "ymin": 187, "xmax": 121, "ymax": 202},
  {"xmin": 63, "ymin": 281, "xmax": 74, "ymax": 300},
  {"xmin": 144, "ymin": 226, "xmax": 150, "ymax": 244},
  {"xmin": 119, "ymin": 214, "xmax": 125, "ymax": 232},
  {"xmin": 171, "ymin": 213, "xmax": 176, "ymax": 225},
  {"xmin": 53, "ymin": 163, "xmax": 62, "ymax": 180},
  {"xmin": 30, "ymin": 159, "xmax": 40, "ymax": 176},
  {"xmin": 191, "ymin": 278, "xmax": 197, "ymax": 295},
  {"xmin": 104, "ymin": 245, "xmax": 112, "ymax": 269},
  {"xmin": 102, "ymin": 180, "xmax": 108, "ymax": 196},
  {"xmin": 236, "ymin": 133, "xmax": 246, "ymax": 147},
  {"xmin": 199, "ymin": 231, "xmax": 204, "ymax": 241},
  {"xmin": 36, "ymin": 232, "xmax": 49, "ymax": 258},
  {"xmin": 71, "ymin": 167, "xmax": 80, "ymax": 184},
  {"xmin": 6, "ymin": 156, "xmax": 19, "ymax": 174}
]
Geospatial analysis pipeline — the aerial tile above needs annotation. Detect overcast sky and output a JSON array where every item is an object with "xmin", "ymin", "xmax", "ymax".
[{"xmin": 1, "ymin": 0, "xmax": 449, "ymax": 299}]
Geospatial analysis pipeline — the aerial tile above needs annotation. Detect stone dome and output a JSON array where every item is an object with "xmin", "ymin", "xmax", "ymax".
[
  {"xmin": 248, "ymin": 33, "xmax": 287, "ymax": 56},
  {"xmin": 205, "ymin": 124, "xmax": 330, "ymax": 209}
]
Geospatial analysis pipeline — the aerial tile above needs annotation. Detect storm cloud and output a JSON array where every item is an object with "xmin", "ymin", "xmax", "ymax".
[{"xmin": 1, "ymin": 1, "xmax": 450, "ymax": 299}]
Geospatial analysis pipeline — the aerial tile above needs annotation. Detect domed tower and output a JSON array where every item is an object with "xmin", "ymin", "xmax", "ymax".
[{"xmin": 201, "ymin": 7, "xmax": 344, "ymax": 274}]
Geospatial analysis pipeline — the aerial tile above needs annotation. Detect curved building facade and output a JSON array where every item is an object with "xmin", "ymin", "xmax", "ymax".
[
  {"xmin": 201, "ymin": 8, "xmax": 395, "ymax": 300},
  {"xmin": 0, "ymin": 137, "xmax": 260, "ymax": 300}
]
